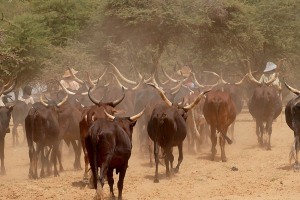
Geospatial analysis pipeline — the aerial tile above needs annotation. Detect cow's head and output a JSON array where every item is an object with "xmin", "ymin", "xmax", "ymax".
[{"xmin": 147, "ymin": 83, "xmax": 210, "ymax": 120}]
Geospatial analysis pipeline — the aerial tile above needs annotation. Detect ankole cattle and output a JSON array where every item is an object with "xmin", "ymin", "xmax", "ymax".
[
  {"xmin": 203, "ymin": 90, "xmax": 236, "ymax": 162},
  {"xmin": 283, "ymin": 80, "xmax": 300, "ymax": 168},
  {"xmin": 147, "ymin": 83, "xmax": 210, "ymax": 183},
  {"xmin": 86, "ymin": 109, "xmax": 144, "ymax": 200},
  {"xmin": 245, "ymin": 60, "xmax": 282, "ymax": 150},
  {"xmin": 25, "ymin": 95, "xmax": 68, "ymax": 179},
  {"xmin": 79, "ymin": 87, "xmax": 126, "ymax": 181},
  {"xmin": 0, "ymin": 78, "xmax": 17, "ymax": 175}
]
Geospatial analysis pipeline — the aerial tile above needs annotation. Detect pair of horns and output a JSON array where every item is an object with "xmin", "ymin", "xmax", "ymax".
[
  {"xmin": 40, "ymin": 94, "xmax": 68, "ymax": 107},
  {"xmin": 104, "ymin": 108, "xmax": 145, "ymax": 122}
]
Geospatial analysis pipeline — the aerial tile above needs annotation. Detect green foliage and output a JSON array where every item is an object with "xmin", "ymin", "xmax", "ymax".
[{"xmin": 1, "ymin": 0, "xmax": 300, "ymax": 85}]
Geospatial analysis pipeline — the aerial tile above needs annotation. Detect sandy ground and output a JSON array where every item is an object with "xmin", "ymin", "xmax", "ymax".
[{"xmin": 0, "ymin": 111, "xmax": 300, "ymax": 200}]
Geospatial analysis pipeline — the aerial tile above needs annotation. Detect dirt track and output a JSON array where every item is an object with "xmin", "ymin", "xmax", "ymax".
[{"xmin": 1, "ymin": 112, "xmax": 300, "ymax": 200}]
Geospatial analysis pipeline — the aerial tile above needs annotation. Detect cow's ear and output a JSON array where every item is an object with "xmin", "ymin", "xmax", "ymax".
[{"xmin": 130, "ymin": 121, "xmax": 137, "ymax": 127}]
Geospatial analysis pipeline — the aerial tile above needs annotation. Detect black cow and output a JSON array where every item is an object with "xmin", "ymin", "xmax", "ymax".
[
  {"xmin": 25, "ymin": 96, "xmax": 68, "ymax": 179},
  {"xmin": 0, "ymin": 106, "xmax": 13, "ymax": 175},
  {"xmin": 80, "ymin": 87, "xmax": 126, "ymax": 181},
  {"xmin": 247, "ymin": 66, "xmax": 282, "ymax": 150},
  {"xmin": 147, "ymin": 83, "xmax": 209, "ymax": 182},
  {"xmin": 86, "ymin": 109, "xmax": 144, "ymax": 199},
  {"xmin": 284, "ymin": 81, "xmax": 300, "ymax": 168}
]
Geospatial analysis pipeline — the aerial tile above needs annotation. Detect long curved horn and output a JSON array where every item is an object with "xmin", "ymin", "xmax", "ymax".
[
  {"xmin": 88, "ymin": 87, "xmax": 103, "ymax": 105},
  {"xmin": 243, "ymin": 59, "xmax": 260, "ymax": 85},
  {"xmin": 108, "ymin": 62, "xmax": 137, "ymax": 85},
  {"xmin": 0, "ymin": 86, "xmax": 4, "ymax": 97},
  {"xmin": 3, "ymin": 78, "xmax": 17, "ymax": 95},
  {"xmin": 104, "ymin": 109, "xmax": 115, "ymax": 120},
  {"xmin": 234, "ymin": 73, "xmax": 248, "ymax": 85},
  {"xmin": 57, "ymin": 95, "xmax": 68, "ymax": 107},
  {"xmin": 191, "ymin": 72, "xmax": 204, "ymax": 88},
  {"xmin": 144, "ymin": 74, "xmax": 153, "ymax": 83},
  {"xmin": 58, "ymin": 80, "xmax": 76, "ymax": 95},
  {"xmin": 183, "ymin": 90, "xmax": 211, "ymax": 111},
  {"xmin": 284, "ymin": 80, "xmax": 300, "ymax": 96},
  {"xmin": 131, "ymin": 76, "xmax": 144, "ymax": 90},
  {"xmin": 220, "ymin": 72, "xmax": 229, "ymax": 84},
  {"xmin": 40, "ymin": 95, "xmax": 49, "ymax": 107},
  {"xmin": 203, "ymin": 71, "xmax": 220, "ymax": 78},
  {"xmin": 147, "ymin": 83, "xmax": 172, "ymax": 107},
  {"xmin": 171, "ymin": 80, "xmax": 183, "ymax": 91},
  {"xmin": 129, "ymin": 107, "xmax": 145, "ymax": 121},
  {"xmin": 161, "ymin": 66, "xmax": 179, "ymax": 83},
  {"xmin": 111, "ymin": 73, "xmax": 128, "ymax": 90},
  {"xmin": 68, "ymin": 67, "xmax": 84, "ymax": 84},
  {"xmin": 3, "ymin": 79, "xmax": 12, "ymax": 89},
  {"xmin": 108, "ymin": 87, "xmax": 125, "ymax": 107},
  {"xmin": 171, "ymin": 80, "xmax": 183, "ymax": 96},
  {"xmin": 92, "ymin": 66, "xmax": 108, "ymax": 84}
]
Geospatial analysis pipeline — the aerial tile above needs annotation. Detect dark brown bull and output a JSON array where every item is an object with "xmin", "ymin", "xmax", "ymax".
[
  {"xmin": 80, "ymin": 87, "xmax": 125, "ymax": 181},
  {"xmin": 283, "ymin": 81, "xmax": 300, "ymax": 169},
  {"xmin": 246, "ymin": 61, "xmax": 282, "ymax": 150},
  {"xmin": 0, "ymin": 79, "xmax": 17, "ymax": 175},
  {"xmin": 203, "ymin": 90, "xmax": 236, "ymax": 162},
  {"xmin": 25, "ymin": 95, "xmax": 68, "ymax": 179},
  {"xmin": 86, "ymin": 109, "xmax": 144, "ymax": 200},
  {"xmin": 147, "ymin": 83, "xmax": 209, "ymax": 183}
]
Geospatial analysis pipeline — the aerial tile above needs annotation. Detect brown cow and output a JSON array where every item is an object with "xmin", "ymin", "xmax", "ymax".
[{"xmin": 203, "ymin": 90, "xmax": 236, "ymax": 162}]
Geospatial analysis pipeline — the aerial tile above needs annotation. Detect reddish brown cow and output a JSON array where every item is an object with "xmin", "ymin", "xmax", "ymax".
[{"xmin": 203, "ymin": 90, "xmax": 236, "ymax": 162}]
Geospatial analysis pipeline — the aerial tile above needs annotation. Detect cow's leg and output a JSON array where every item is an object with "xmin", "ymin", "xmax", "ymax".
[
  {"xmin": 117, "ymin": 165, "xmax": 128, "ymax": 200},
  {"xmin": 80, "ymin": 123, "xmax": 89, "ymax": 181},
  {"xmin": 174, "ymin": 142, "xmax": 183, "ymax": 173},
  {"xmin": 256, "ymin": 120, "xmax": 263, "ymax": 146},
  {"xmin": 229, "ymin": 121, "xmax": 236, "ymax": 143},
  {"xmin": 40, "ymin": 147, "xmax": 46, "ymax": 178},
  {"xmin": 52, "ymin": 142, "xmax": 60, "ymax": 177},
  {"xmin": 210, "ymin": 126, "xmax": 217, "ymax": 161},
  {"xmin": 107, "ymin": 167, "xmax": 115, "ymax": 198},
  {"xmin": 77, "ymin": 140, "xmax": 82, "ymax": 170},
  {"xmin": 12, "ymin": 124, "xmax": 18, "ymax": 146},
  {"xmin": 35, "ymin": 142, "xmax": 44, "ymax": 179},
  {"xmin": 220, "ymin": 132, "xmax": 227, "ymax": 162},
  {"xmin": 98, "ymin": 157, "xmax": 112, "ymax": 199},
  {"xmin": 154, "ymin": 142, "xmax": 159, "ymax": 183},
  {"xmin": 57, "ymin": 144, "xmax": 64, "ymax": 172},
  {"xmin": 164, "ymin": 147, "xmax": 173, "ymax": 177},
  {"xmin": 295, "ymin": 135, "xmax": 300, "ymax": 167},
  {"xmin": 71, "ymin": 140, "xmax": 80, "ymax": 170},
  {"xmin": 148, "ymin": 137, "xmax": 153, "ymax": 167},
  {"xmin": 21, "ymin": 123, "xmax": 26, "ymax": 144},
  {"xmin": 28, "ymin": 145, "xmax": 35, "ymax": 179},
  {"xmin": 0, "ymin": 138, "xmax": 5, "ymax": 175},
  {"xmin": 266, "ymin": 120, "xmax": 272, "ymax": 150}
]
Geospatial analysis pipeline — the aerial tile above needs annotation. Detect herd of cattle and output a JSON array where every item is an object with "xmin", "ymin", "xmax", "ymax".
[{"xmin": 1, "ymin": 59, "xmax": 300, "ymax": 199}]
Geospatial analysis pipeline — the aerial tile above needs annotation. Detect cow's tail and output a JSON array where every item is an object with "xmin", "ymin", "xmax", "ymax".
[
  {"xmin": 91, "ymin": 130, "xmax": 99, "ymax": 190},
  {"xmin": 289, "ymin": 136, "xmax": 299, "ymax": 164},
  {"xmin": 213, "ymin": 99, "xmax": 232, "ymax": 145}
]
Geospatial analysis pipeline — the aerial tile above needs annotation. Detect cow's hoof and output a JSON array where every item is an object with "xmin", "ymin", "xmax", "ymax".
[
  {"xmin": 154, "ymin": 178, "xmax": 159, "ymax": 183},
  {"xmin": 173, "ymin": 167, "xmax": 179, "ymax": 173},
  {"xmin": 222, "ymin": 159, "xmax": 227, "ymax": 162},
  {"xmin": 54, "ymin": 172, "xmax": 60, "ymax": 177},
  {"xmin": 266, "ymin": 146, "xmax": 271, "ymax": 151},
  {"xmin": 60, "ymin": 166, "xmax": 64, "ymax": 172},
  {"xmin": 40, "ymin": 172, "xmax": 45, "ymax": 178}
]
